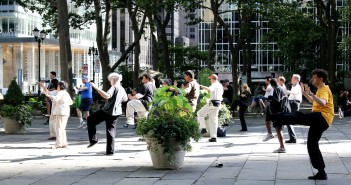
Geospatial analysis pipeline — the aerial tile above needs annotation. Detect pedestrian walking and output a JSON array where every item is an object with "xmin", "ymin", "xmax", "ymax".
[
  {"xmin": 76, "ymin": 76, "xmax": 93, "ymax": 129},
  {"xmin": 45, "ymin": 82, "xmax": 73, "ymax": 149},
  {"xmin": 87, "ymin": 73, "xmax": 128, "ymax": 155},
  {"xmin": 197, "ymin": 74, "xmax": 224, "ymax": 142},
  {"xmin": 184, "ymin": 70, "xmax": 200, "ymax": 112},
  {"xmin": 266, "ymin": 69, "xmax": 334, "ymax": 180}
]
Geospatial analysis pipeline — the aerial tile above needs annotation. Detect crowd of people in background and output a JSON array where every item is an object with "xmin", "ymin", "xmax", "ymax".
[{"xmin": 33, "ymin": 68, "xmax": 349, "ymax": 180}]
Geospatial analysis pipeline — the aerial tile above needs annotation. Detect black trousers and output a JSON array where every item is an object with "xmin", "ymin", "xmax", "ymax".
[
  {"xmin": 87, "ymin": 109, "xmax": 119, "ymax": 154},
  {"xmin": 232, "ymin": 100, "xmax": 248, "ymax": 131},
  {"xmin": 271, "ymin": 111, "xmax": 329, "ymax": 170}
]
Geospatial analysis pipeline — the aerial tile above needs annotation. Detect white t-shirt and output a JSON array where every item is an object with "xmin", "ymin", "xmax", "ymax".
[
  {"xmin": 288, "ymin": 83, "xmax": 302, "ymax": 102},
  {"xmin": 209, "ymin": 81, "xmax": 224, "ymax": 101},
  {"xmin": 264, "ymin": 84, "xmax": 274, "ymax": 98}
]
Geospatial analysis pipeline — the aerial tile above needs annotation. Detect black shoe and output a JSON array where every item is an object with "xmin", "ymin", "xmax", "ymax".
[
  {"xmin": 285, "ymin": 139, "xmax": 296, "ymax": 143},
  {"xmin": 105, "ymin": 153, "xmax": 114, "ymax": 156},
  {"xmin": 200, "ymin": 128, "xmax": 207, "ymax": 134},
  {"xmin": 209, "ymin": 138, "xmax": 217, "ymax": 142},
  {"xmin": 124, "ymin": 124, "xmax": 129, "ymax": 128},
  {"xmin": 87, "ymin": 141, "xmax": 98, "ymax": 148},
  {"xmin": 240, "ymin": 129, "xmax": 247, "ymax": 132},
  {"xmin": 308, "ymin": 172, "xmax": 327, "ymax": 180}
]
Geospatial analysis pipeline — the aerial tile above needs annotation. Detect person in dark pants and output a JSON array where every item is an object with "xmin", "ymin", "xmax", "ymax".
[
  {"xmin": 266, "ymin": 69, "xmax": 334, "ymax": 180},
  {"xmin": 87, "ymin": 73, "xmax": 128, "ymax": 155},
  {"xmin": 232, "ymin": 83, "xmax": 251, "ymax": 131}
]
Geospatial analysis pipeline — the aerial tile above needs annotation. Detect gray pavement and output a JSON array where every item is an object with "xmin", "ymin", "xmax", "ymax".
[{"xmin": 0, "ymin": 114, "xmax": 351, "ymax": 185}]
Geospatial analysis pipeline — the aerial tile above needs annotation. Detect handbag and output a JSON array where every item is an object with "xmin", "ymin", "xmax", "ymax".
[{"xmin": 102, "ymin": 87, "xmax": 118, "ymax": 115}]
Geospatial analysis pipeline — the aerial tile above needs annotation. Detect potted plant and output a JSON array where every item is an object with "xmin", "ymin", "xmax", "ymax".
[
  {"xmin": 0, "ymin": 79, "xmax": 33, "ymax": 133},
  {"xmin": 136, "ymin": 86, "xmax": 201, "ymax": 169}
]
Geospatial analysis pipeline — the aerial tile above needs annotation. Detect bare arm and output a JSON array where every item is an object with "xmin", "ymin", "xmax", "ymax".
[
  {"xmin": 39, "ymin": 82, "xmax": 48, "ymax": 94},
  {"xmin": 90, "ymin": 82, "xmax": 111, "ymax": 99},
  {"xmin": 301, "ymin": 83, "xmax": 327, "ymax": 106},
  {"xmin": 200, "ymin": 85, "xmax": 210, "ymax": 91}
]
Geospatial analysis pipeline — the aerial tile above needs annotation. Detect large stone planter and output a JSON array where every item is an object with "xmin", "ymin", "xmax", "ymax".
[
  {"xmin": 145, "ymin": 137, "xmax": 185, "ymax": 169},
  {"xmin": 2, "ymin": 117, "xmax": 26, "ymax": 134}
]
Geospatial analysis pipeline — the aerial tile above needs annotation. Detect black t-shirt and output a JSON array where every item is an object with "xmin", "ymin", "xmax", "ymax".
[
  {"xmin": 138, "ymin": 82, "xmax": 156, "ymax": 109},
  {"xmin": 223, "ymin": 85, "xmax": 233, "ymax": 102}
]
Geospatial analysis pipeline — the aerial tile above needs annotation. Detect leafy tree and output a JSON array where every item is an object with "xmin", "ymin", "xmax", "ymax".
[
  {"xmin": 169, "ymin": 44, "xmax": 207, "ymax": 77},
  {"xmin": 262, "ymin": 1, "xmax": 321, "ymax": 74},
  {"xmin": 314, "ymin": 0, "xmax": 340, "ymax": 86},
  {"xmin": 17, "ymin": 0, "xmax": 74, "ymax": 95}
]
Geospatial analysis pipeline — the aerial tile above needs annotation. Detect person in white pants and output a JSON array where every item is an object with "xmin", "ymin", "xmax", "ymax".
[
  {"xmin": 45, "ymin": 82, "xmax": 73, "ymax": 149},
  {"xmin": 39, "ymin": 82, "xmax": 57, "ymax": 140},
  {"xmin": 125, "ymin": 74, "xmax": 156, "ymax": 127},
  {"xmin": 197, "ymin": 74, "xmax": 224, "ymax": 142}
]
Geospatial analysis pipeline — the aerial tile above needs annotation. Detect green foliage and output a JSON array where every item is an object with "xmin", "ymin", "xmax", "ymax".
[
  {"xmin": 0, "ymin": 78, "xmax": 33, "ymax": 129},
  {"xmin": 169, "ymin": 44, "xmax": 207, "ymax": 77},
  {"xmin": 261, "ymin": 1, "xmax": 321, "ymax": 71},
  {"xmin": 218, "ymin": 104, "xmax": 232, "ymax": 126},
  {"xmin": 136, "ymin": 86, "xmax": 200, "ymax": 163},
  {"xmin": 4, "ymin": 79, "xmax": 25, "ymax": 106},
  {"xmin": 0, "ymin": 104, "xmax": 33, "ymax": 129}
]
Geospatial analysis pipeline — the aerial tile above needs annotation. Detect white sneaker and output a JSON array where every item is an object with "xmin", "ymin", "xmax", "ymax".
[
  {"xmin": 273, "ymin": 147, "xmax": 286, "ymax": 153},
  {"xmin": 77, "ymin": 121, "xmax": 86, "ymax": 129},
  {"xmin": 262, "ymin": 134, "xmax": 274, "ymax": 142},
  {"xmin": 339, "ymin": 107, "xmax": 344, "ymax": 119}
]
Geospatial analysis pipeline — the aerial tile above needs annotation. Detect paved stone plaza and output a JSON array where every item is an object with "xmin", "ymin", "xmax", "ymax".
[{"xmin": 0, "ymin": 115, "xmax": 351, "ymax": 185}]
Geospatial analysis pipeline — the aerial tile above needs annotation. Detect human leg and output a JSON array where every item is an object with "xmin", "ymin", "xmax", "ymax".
[
  {"xmin": 87, "ymin": 110, "xmax": 106, "ymax": 146},
  {"xmin": 126, "ymin": 100, "xmax": 146, "ymax": 125},
  {"xmin": 105, "ymin": 115, "xmax": 119, "ymax": 154},
  {"xmin": 208, "ymin": 106, "xmax": 220, "ymax": 139},
  {"xmin": 286, "ymin": 124, "xmax": 297, "ymax": 142},
  {"xmin": 54, "ymin": 115, "xmax": 68, "ymax": 148},
  {"xmin": 48, "ymin": 115, "xmax": 56, "ymax": 139},
  {"xmin": 239, "ymin": 103, "xmax": 248, "ymax": 131}
]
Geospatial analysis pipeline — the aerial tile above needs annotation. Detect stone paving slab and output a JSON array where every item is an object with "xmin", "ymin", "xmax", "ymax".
[{"xmin": 0, "ymin": 115, "xmax": 351, "ymax": 185}]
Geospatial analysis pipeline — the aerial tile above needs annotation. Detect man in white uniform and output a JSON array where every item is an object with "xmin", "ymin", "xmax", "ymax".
[{"xmin": 197, "ymin": 74, "xmax": 224, "ymax": 142}]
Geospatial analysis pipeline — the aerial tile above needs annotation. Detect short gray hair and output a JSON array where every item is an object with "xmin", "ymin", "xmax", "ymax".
[
  {"xmin": 292, "ymin": 74, "xmax": 301, "ymax": 82},
  {"xmin": 108, "ymin": 72, "xmax": 122, "ymax": 82}
]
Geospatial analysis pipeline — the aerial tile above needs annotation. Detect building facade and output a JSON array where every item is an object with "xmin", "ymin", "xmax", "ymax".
[{"xmin": 0, "ymin": 1, "xmax": 105, "ymax": 94}]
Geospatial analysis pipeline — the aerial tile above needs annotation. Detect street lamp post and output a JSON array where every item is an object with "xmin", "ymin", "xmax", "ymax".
[
  {"xmin": 88, "ymin": 43, "xmax": 99, "ymax": 82},
  {"xmin": 33, "ymin": 28, "xmax": 46, "ymax": 100}
]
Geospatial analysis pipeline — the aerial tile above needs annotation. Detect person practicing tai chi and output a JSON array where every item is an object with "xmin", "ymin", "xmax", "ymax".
[{"xmin": 266, "ymin": 69, "xmax": 333, "ymax": 180}]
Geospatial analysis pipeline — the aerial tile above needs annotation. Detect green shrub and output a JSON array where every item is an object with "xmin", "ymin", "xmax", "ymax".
[
  {"xmin": 0, "ymin": 78, "xmax": 33, "ymax": 130},
  {"xmin": 4, "ymin": 78, "xmax": 24, "ymax": 105}
]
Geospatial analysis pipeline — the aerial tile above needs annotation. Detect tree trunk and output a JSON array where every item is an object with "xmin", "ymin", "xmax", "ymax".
[
  {"xmin": 56, "ymin": 0, "xmax": 73, "ymax": 96},
  {"xmin": 241, "ymin": 7, "xmax": 253, "ymax": 86},
  {"xmin": 149, "ymin": 14, "xmax": 159, "ymax": 71},
  {"xmin": 155, "ymin": 11, "xmax": 173, "ymax": 79},
  {"xmin": 94, "ymin": 0, "xmax": 112, "ymax": 91},
  {"xmin": 208, "ymin": 0, "xmax": 218, "ymax": 69}
]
